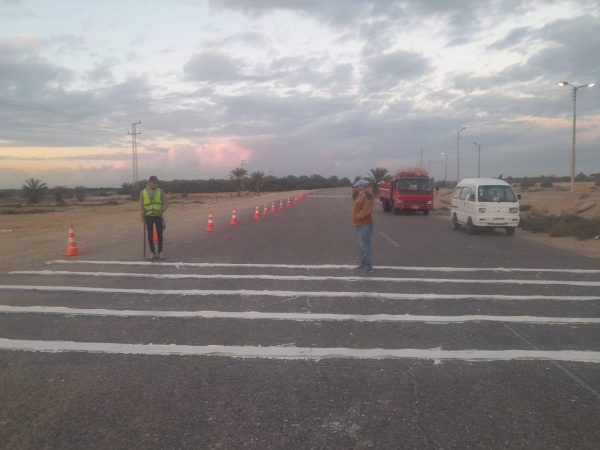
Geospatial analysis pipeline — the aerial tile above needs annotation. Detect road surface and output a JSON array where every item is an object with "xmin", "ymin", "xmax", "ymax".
[{"xmin": 1, "ymin": 188, "xmax": 599, "ymax": 449}]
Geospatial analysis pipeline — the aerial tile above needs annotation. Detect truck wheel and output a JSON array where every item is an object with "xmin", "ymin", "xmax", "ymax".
[
  {"xmin": 382, "ymin": 199, "xmax": 391, "ymax": 212},
  {"xmin": 423, "ymin": 210, "xmax": 430, "ymax": 215},
  {"xmin": 505, "ymin": 227, "xmax": 515, "ymax": 236},
  {"xmin": 467, "ymin": 217, "xmax": 477, "ymax": 235},
  {"xmin": 452, "ymin": 214, "xmax": 460, "ymax": 230}
]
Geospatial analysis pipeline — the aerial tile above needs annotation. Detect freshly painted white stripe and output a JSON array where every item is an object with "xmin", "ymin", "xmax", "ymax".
[
  {"xmin": 2, "ymin": 305, "xmax": 599, "ymax": 324},
  {"xmin": 12, "ymin": 270, "xmax": 600, "ymax": 287},
  {"xmin": 1, "ymin": 285, "xmax": 598, "ymax": 301},
  {"xmin": 378, "ymin": 232, "xmax": 400, "ymax": 248},
  {"xmin": 47, "ymin": 260, "xmax": 600, "ymax": 274},
  {"xmin": 1, "ymin": 338, "xmax": 599, "ymax": 362}
]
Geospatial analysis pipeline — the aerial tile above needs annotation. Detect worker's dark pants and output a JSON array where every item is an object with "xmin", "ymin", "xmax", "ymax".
[{"xmin": 145, "ymin": 215, "xmax": 164, "ymax": 254}]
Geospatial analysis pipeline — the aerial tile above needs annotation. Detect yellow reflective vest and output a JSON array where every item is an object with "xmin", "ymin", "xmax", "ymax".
[{"xmin": 142, "ymin": 188, "xmax": 164, "ymax": 216}]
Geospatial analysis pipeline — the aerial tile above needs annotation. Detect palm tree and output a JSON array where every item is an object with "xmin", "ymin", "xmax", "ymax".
[
  {"xmin": 365, "ymin": 167, "xmax": 390, "ymax": 192},
  {"xmin": 250, "ymin": 171, "xmax": 265, "ymax": 194},
  {"xmin": 21, "ymin": 178, "xmax": 48, "ymax": 204},
  {"xmin": 229, "ymin": 167, "xmax": 248, "ymax": 197}
]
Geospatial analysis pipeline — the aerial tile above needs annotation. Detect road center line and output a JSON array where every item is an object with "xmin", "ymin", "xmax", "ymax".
[
  {"xmin": 46, "ymin": 260, "xmax": 600, "ymax": 274},
  {"xmin": 1, "ymin": 305, "xmax": 599, "ymax": 324},
  {"xmin": 378, "ymin": 232, "xmax": 400, "ymax": 248},
  {"xmin": 1, "ymin": 338, "xmax": 599, "ymax": 363},
  {"xmin": 10, "ymin": 270, "xmax": 600, "ymax": 287},
  {"xmin": 0, "ymin": 285, "xmax": 598, "ymax": 301}
]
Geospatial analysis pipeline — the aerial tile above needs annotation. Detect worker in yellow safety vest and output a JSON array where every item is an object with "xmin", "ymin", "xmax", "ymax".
[{"xmin": 140, "ymin": 175, "xmax": 168, "ymax": 260}]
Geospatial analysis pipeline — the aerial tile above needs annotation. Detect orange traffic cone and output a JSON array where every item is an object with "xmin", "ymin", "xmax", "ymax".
[
  {"xmin": 254, "ymin": 206, "xmax": 260, "ymax": 221},
  {"xmin": 287, "ymin": 198, "xmax": 291, "ymax": 208},
  {"xmin": 206, "ymin": 213, "xmax": 215, "ymax": 232},
  {"xmin": 153, "ymin": 227, "xmax": 158, "ymax": 241},
  {"xmin": 230, "ymin": 209, "xmax": 239, "ymax": 226},
  {"xmin": 263, "ymin": 204, "xmax": 269, "ymax": 217},
  {"xmin": 279, "ymin": 200, "xmax": 283, "ymax": 210},
  {"xmin": 65, "ymin": 224, "xmax": 80, "ymax": 256},
  {"xmin": 271, "ymin": 201, "xmax": 276, "ymax": 214}
]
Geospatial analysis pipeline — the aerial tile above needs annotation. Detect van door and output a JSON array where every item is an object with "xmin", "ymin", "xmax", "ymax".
[
  {"xmin": 465, "ymin": 185, "xmax": 477, "ymax": 223},
  {"xmin": 451, "ymin": 186, "xmax": 463, "ymax": 222},
  {"xmin": 457, "ymin": 186, "xmax": 471, "ymax": 223}
]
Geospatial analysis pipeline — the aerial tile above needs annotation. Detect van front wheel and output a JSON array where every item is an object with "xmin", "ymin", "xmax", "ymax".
[
  {"xmin": 452, "ymin": 214, "xmax": 460, "ymax": 230},
  {"xmin": 467, "ymin": 217, "xmax": 477, "ymax": 235}
]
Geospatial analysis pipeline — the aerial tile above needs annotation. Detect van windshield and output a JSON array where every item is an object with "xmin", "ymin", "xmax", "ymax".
[
  {"xmin": 397, "ymin": 178, "xmax": 432, "ymax": 193},
  {"xmin": 478, "ymin": 185, "xmax": 517, "ymax": 202}
]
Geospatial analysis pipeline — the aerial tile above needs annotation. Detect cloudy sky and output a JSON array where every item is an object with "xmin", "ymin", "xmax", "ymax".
[{"xmin": 1, "ymin": 0, "xmax": 599, "ymax": 188}]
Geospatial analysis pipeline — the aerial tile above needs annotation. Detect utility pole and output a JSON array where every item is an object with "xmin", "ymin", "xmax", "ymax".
[
  {"xmin": 457, "ymin": 126, "xmax": 466, "ymax": 182},
  {"xmin": 558, "ymin": 81, "xmax": 594, "ymax": 192},
  {"xmin": 441, "ymin": 152, "xmax": 448, "ymax": 185},
  {"xmin": 127, "ymin": 121, "xmax": 142, "ymax": 200},
  {"xmin": 420, "ymin": 148, "xmax": 423, "ymax": 168},
  {"xmin": 473, "ymin": 141, "xmax": 481, "ymax": 177}
]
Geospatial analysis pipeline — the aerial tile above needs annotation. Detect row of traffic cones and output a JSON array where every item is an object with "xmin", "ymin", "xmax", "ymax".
[
  {"xmin": 63, "ymin": 194, "xmax": 307, "ymax": 255},
  {"xmin": 207, "ymin": 194, "xmax": 307, "ymax": 232}
]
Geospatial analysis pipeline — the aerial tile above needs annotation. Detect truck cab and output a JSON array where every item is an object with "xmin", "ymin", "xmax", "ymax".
[{"xmin": 379, "ymin": 168, "xmax": 433, "ymax": 215}]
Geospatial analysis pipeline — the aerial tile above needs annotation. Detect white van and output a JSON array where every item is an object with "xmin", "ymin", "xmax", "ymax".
[{"xmin": 451, "ymin": 178, "xmax": 520, "ymax": 235}]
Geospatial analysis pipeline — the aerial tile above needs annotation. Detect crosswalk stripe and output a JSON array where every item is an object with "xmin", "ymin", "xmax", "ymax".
[
  {"xmin": 2, "ymin": 338, "xmax": 599, "ymax": 362},
  {"xmin": 11, "ymin": 270, "xmax": 600, "ymax": 287},
  {"xmin": 46, "ymin": 260, "xmax": 600, "ymax": 274},
  {"xmin": 1, "ymin": 285, "xmax": 599, "ymax": 301},
  {"xmin": 1, "ymin": 305, "xmax": 599, "ymax": 324}
]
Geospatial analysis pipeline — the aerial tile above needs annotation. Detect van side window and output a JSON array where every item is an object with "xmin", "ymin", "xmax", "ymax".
[
  {"xmin": 453, "ymin": 187, "xmax": 462, "ymax": 199},
  {"xmin": 459, "ymin": 186, "xmax": 470, "ymax": 200}
]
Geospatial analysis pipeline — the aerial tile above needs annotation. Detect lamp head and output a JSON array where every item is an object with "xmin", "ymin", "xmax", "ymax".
[{"xmin": 558, "ymin": 81, "xmax": 568, "ymax": 86}]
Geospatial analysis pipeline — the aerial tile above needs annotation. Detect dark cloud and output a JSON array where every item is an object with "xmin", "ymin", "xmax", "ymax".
[{"xmin": 184, "ymin": 50, "xmax": 244, "ymax": 81}]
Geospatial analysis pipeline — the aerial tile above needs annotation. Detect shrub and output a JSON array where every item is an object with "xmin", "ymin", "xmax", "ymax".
[
  {"xmin": 53, "ymin": 186, "xmax": 69, "ymax": 202},
  {"xmin": 540, "ymin": 180, "xmax": 553, "ymax": 188},
  {"xmin": 521, "ymin": 211, "xmax": 600, "ymax": 240},
  {"xmin": 74, "ymin": 186, "xmax": 86, "ymax": 202}
]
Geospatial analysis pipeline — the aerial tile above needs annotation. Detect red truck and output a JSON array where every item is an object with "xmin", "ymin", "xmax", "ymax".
[{"xmin": 378, "ymin": 167, "xmax": 434, "ymax": 215}]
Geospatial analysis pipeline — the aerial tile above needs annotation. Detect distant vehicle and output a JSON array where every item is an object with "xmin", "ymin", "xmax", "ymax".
[
  {"xmin": 378, "ymin": 167, "xmax": 433, "ymax": 215},
  {"xmin": 451, "ymin": 178, "xmax": 521, "ymax": 235}
]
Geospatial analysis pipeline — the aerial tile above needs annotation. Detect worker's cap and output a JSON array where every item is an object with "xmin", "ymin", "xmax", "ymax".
[
  {"xmin": 353, "ymin": 179, "xmax": 370, "ymax": 187},
  {"xmin": 148, "ymin": 175, "xmax": 159, "ymax": 183}
]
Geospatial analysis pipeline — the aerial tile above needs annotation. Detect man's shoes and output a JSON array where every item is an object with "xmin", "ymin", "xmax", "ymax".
[
  {"xmin": 364, "ymin": 268, "xmax": 375, "ymax": 274},
  {"xmin": 147, "ymin": 253, "xmax": 157, "ymax": 261},
  {"xmin": 157, "ymin": 252, "xmax": 165, "ymax": 260},
  {"xmin": 353, "ymin": 266, "xmax": 363, "ymax": 270}
]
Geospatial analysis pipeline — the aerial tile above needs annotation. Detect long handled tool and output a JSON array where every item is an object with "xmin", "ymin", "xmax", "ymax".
[{"xmin": 142, "ymin": 218, "xmax": 146, "ymax": 261}]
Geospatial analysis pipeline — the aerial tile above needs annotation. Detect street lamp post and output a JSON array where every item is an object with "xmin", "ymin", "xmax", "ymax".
[
  {"xmin": 558, "ymin": 81, "xmax": 595, "ymax": 193},
  {"xmin": 441, "ymin": 152, "xmax": 448, "ymax": 184},
  {"xmin": 473, "ymin": 141, "xmax": 481, "ymax": 177},
  {"xmin": 457, "ymin": 126, "xmax": 466, "ymax": 181}
]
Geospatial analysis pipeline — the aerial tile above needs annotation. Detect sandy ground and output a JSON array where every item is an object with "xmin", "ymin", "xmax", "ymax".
[{"xmin": 1, "ymin": 187, "xmax": 599, "ymax": 274}]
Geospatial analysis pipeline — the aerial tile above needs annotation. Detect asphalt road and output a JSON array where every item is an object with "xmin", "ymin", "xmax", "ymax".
[{"xmin": 1, "ymin": 188, "xmax": 599, "ymax": 449}]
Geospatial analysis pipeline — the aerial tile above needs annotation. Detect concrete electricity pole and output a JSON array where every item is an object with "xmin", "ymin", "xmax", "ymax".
[
  {"xmin": 127, "ymin": 121, "xmax": 142, "ymax": 199},
  {"xmin": 473, "ymin": 141, "xmax": 481, "ymax": 177},
  {"xmin": 457, "ymin": 126, "xmax": 466, "ymax": 182},
  {"xmin": 558, "ymin": 81, "xmax": 595, "ymax": 192}
]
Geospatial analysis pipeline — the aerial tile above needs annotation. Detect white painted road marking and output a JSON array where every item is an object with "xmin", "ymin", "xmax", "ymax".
[
  {"xmin": 47, "ymin": 260, "xmax": 600, "ymax": 274},
  {"xmin": 1, "ymin": 338, "xmax": 600, "ymax": 362},
  {"xmin": 12, "ymin": 270, "xmax": 600, "ymax": 287},
  {"xmin": 1, "ymin": 305, "xmax": 599, "ymax": 324},
  {"xmin": 378, "ymin": 232, "xmax": 400, "ymax": 248},
  {"xmin": 1, "ymin": 284, "xmax": 599, "ymax": 301}
]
